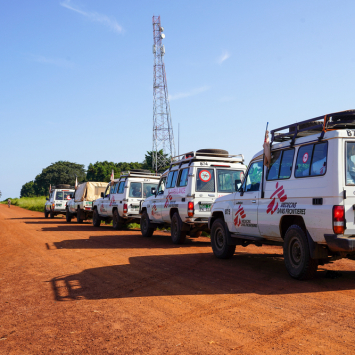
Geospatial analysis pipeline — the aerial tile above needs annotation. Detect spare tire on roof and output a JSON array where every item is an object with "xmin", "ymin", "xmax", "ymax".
[
  {"xmin": 130, "ymin": 169, "xmax": 151, "ymax": 173},
  {"xmin": 55, "ymin": 184, "xmax": 71, "ymax": 189},
  {"xmin": 289, "ymin": 121, "xmax": 322, "ymax": 133},
  {"xmin": 197, "ymin": 149, "xmax": 229, "ymax": 157}
]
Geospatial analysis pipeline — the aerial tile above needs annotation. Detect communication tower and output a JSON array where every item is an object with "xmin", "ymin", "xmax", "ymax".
[{"xmin": 152, "ymin": 16, "xmax": 175, "ymax": 172}]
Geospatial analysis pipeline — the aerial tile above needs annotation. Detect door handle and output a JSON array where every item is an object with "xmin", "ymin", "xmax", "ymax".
[{"xmin": 252, "ymin": 200, "xmax": 256, "ymax": 203}]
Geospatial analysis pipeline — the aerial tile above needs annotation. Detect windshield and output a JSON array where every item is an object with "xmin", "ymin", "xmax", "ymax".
[
  {"xmin": 346, "ymin": 142, "xmax": 355, "ymax": 185},
  {"xmin": 143, "ymin": 183, "xmax": 158, "ymax": 198},
  {"xmin": 196, "ymin": 168, "xmax": 215, "ymax": 192},
  {"xmin": 129, "ymin": 182, "xmax": 142, "ymax": 198},
  {"xmin": 56, "ymin": 191, "xmax": 73, "ymax": 200},
  {"xmin": 217, "ymin": 169, "xmax": 244, "ymax": 193}
]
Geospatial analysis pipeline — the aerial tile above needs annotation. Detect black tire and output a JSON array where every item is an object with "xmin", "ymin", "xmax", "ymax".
[
  {"xmin": 171, "ymin": 212, "xmax": 187, "ymax": 244},
  {"xmin": 112, "ymin": 209, "xmax": 123, "ymax": 230},
  {"xmin": 77, "ymin": 207, "xmax": 83, "ymax": 223},
  {"xmin": 211, "ymin": 218, "xmax": 236, "ymax": 259},
  {"xmin": 54, "ymin": 184, "xmax": 71, "ymax": 189},
  {"xmin": 283, "ymin": 225, "xmax": 318, "ymax": 280},
  {"xmin": 92, "ymin": 209, "xmax": 101, "ymax": 227},
  {"xmin": 44, "ymin": 209, "xmax": 49, "ymax": 218},
  {"xmin": 50, "ymin": 210, "xmax": 54, "ymax": 219},
  {"xmin": 66, "ymin": 209, "xmax": 72, "ymax": 223},
  {"xmin": 140, "ymin": 210, "xmax": 155, "ymax": 238},
  {"xmin": 190, "ymin": 231, "xmax": 202, "ymax": 238},
  {"xmin": 196, "ymin": 148, "xmax": 229, "ymax": 157}
]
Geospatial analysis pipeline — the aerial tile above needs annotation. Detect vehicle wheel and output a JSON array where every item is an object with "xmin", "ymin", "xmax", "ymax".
[
  {"xmin": 190, "ymin": 231, "xmax": 202, "ymax": 238},
  {"xmin": 140, "ymin": 210, "xmax": 155, "ymax": 238},
  {"xmin": 77, "ymin": 207, "xmax": 83, "ymax": 223},
  {"xmin": 44, "ymin": 209, "xmax": 48, "ymax": 218},
  {"xmin": 211, "ymin": 218, "xmax": 236, "ymax": 259},
  {"xmin": 92, "ymin": 209, "xmax": 101, "ymax": 227},
  {"xmin": 50, "ymin": 210, "xmax": 54, "ymax": 219},
  {"xmin": 283, "ymin": 225, "xmax": 318, "ymax": 280},
  {"xmin": 171, "ymin": 212, "xmax": 187, "ymax": 244},
  {"xmin": 113, "ymin": 209, "xmax": 123, "ymax": 230},
  {"xmin": 66, "ymin": 209, "xmax": 72, "ymax": 223}
]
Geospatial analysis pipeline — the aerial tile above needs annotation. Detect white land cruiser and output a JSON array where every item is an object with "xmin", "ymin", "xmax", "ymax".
[
  {"xmin": 44, "ymin": 185, "xmax": 75, "ymax": 218},
  {"xmin": 209, "ymin": 109, "xmax": 355, "ymax": 280},
  {"xmin": 66, "ymin": 181, "xmax": 107, "ymax": 223},
  {"xmin": 92, "ymin": 170, "xmax": 160, "ymax": 229},
  {"xmin": 140, "ymin": 149, "xmax": 246, "ymax": 244}
]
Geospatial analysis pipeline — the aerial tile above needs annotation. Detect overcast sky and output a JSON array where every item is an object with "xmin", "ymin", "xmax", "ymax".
[{"xmin": 1, "ymin": 0, "xmax": 355, "ymax": 198}]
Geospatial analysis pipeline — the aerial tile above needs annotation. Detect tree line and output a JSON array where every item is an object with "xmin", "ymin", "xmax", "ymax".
[{"xmin": 20, "ymin": 151, "xmax": 169, "ymax": 197}]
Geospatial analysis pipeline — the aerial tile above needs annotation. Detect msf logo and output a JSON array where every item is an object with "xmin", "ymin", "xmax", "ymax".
[
  {"xmin": 267, "ymin": 182, "xmax": 287, "ymax": 215},
  {"xmin": 234, "ymin": 205, "xmax": 246, "ymax": 227},
  {"xmin": 109, "ymin": 195, "xmax": 116, "ymax": 207},
  {"xmin": 151, "ymin": 205, "xmax": 157, "ymax": 216},
  {"xmin": 164, "ymin": 193, "xmax": 172, "ymax": 208}
]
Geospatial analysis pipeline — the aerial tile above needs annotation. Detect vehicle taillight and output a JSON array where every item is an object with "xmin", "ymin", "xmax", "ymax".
[
  {"xmin": 188, "ymin": 202, "xmax": 194, "ymax": 217},
  {"xmin": 333, "ymin": 205, "xmax": 345, "ymax": 234},
  {"xmin": 52, "ymin": 203, "xmax": 55, "ymax": 208},
  {"xmin": 123, "ymin": 203, "xmax": 128, "ymax": 213}
]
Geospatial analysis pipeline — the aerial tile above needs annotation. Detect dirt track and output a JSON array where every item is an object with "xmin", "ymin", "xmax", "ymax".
[{"xmin": 1, "ymin": 205, "xmax": 355, "ymax": 354}]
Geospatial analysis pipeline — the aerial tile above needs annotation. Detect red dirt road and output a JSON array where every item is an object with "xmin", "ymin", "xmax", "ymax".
[{"xmin": 1, "ymin": 205, "xmax": 355, "ymax": 354}]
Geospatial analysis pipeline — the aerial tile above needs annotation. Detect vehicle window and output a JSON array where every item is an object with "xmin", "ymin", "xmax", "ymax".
[
  {"xmin": 279, "ymin": 149, "xmax": 295, "ymax": 179},
  {"xmin": 178, "ymin": 168, "xmax": 189, "ymax": 187},
  {"xmin": 267, "ymin": 150, "xmax": 282, "ymax": 180},
  {"xmin": 112, "ymin": 182, "xmax": 119, "ymax": 194},
  {"xmin": 55, "ymin": 191, "xmax": 64, "ymax": 200},
  {"xmin": 242, "ymin": 161, "xmax": 263, "ymax": 192},
  {"xmin": 158, "ymin": 178, "xmax": 166, "ymax": 194},
  {"xmin": 217, "ymin": 170, "xmax": 244, "ymax": 193},
  {"xmin": 110, "ymin": 184, "xmax": 116, "ymax": 194},
  {"xmin": 118, "ymin": 181, "xmax": 125, "ymax": 194},
  {"xmin": 166, "ymin": 170, "xmax": 178, "ymax": 188},
  {"xmin": 143, "ymin": 183, "xmax": 158, "ymax": 198},
  {"xmin": 295, "ymin": 144, "xmax": 314, "ymax": 178},
  {"xmin": 346, "ymin": 142, "xmax": 355, "ymax": 185},
  {"xmin": 63, "ymin": 192, "xmax": 73, "ymax": 200},
  {"xmin": 104, "ymin": 185, "xmax": 110, "ymax": 197},
  {"xmin": 171, "ymin": 170, "xmax": 178, "ymax": 187},
  {"xmin": 310, "ymin": 142, "xmax": 327, "ymax": 176},
  {"xmin": 129, "ymin": 182, "xmax": 142, "ymax": 198},
  {"xmin": 196, "ymin": 168, "xmax": 215, "ymax": 192}
]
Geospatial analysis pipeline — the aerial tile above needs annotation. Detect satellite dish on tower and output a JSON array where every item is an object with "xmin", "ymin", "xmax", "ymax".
[
  {"xmin": 160, "ymin": 33, "xmax": 165, "ymax": 39},
  {"xmin": 160, "ymin": 26, "xmax": 164, "ymax": 32}
]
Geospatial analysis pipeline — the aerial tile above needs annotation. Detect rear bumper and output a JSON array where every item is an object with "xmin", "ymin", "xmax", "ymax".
[{"xmin": 324, "ymin": 234, "xmax": 355, "ymax": 252}]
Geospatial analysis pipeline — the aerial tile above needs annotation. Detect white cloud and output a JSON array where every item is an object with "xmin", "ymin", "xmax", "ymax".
[
  {"xmin": 28, "ymin": 54, "xmax": 74, "ymax": 68},
  {"xmin": 60, "ymin": 0, "xmax": 123, "ymax": 34},
  {"xmin": 218, "ymin": 51, "xmax": 230, "ymax": 64},
  {"xmin": 169, "ymin": 86, "xmax": 211, "ymax": 101}
]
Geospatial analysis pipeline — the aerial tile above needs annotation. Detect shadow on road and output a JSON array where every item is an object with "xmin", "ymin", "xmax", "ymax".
[
  {"xmin": 51, "ymin": 252, "xmax": 355, "ymax": 301},
  {"xmin": 52, "ymin": 234, "xmax": 210, "ymax": 250}
]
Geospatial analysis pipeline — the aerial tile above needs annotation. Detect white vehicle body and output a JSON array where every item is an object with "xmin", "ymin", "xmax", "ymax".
[
  {"xmin": 140, "ymin": 149, "xmax": 246, "ymax": 244},
  {"xmin": 209, "ymin": 109, "xmax": 355, "ymax": 280},
  {"xmin": 44, "ymin": 186, "xmax": 74, "ymax": 218},
  {"xmin": 92, "ymin": 171, "xmax": 160, "ymax": 229},
  {"xmin": 66, "ymin": 182, "xmax": 107, "ymax": 223}
]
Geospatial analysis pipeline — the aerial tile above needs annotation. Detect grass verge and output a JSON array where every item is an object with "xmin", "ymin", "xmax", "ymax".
[{"xmin": 1, "ymin": 196, "xmax": 46, "ymax": 212}]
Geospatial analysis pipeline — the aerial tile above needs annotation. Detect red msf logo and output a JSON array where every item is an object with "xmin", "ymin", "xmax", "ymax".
[
  {"xmin": 109, "ymin": 195, "xmax": 115, "ymax": 207},
  {"xmin": 100, "ymin": 204, "xmax": 105, "ymax": 213},
  {"xmin": 267, "ymin": 182, "xmax": 287, "ymax": 215},
  {"xmin": 234, "ymin": 205, "xmax": 246, "ymax": 227},
  {"xmin": 151, "ymin": 205, "xmax": 157, "ymax": 216},
  {"xmin": 164, "ymin": 193, "xmax": 172, "ymax": 208}
]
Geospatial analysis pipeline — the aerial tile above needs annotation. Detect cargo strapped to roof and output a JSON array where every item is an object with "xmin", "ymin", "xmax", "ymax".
[
  {"xmin": 119, "ymin": 171, "xmax": 161, "ymax": 179},
  {"xmin": 271, "ymin": 109, "xmax": 355, "ymax": 146}
]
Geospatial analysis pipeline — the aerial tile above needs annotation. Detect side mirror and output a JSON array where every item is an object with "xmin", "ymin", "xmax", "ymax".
[
  {"xmin": 151, "ymin": 187, "xmax": 156, "ymax": 195},
  {"xmin": 101, "ymin": 192, "xmax": 104, "ymax": 198}
]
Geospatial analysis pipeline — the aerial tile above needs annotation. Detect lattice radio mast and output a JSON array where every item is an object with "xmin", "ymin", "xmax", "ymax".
[{"xmin": 152, "ymin": 16, "xmax": 175, "ymax": 172}]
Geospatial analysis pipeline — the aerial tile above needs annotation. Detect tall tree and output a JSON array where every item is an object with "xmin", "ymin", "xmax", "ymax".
[
  {"xmin": 143, "ymin": 150, "xmax": 170, "ymax": 172},
  {"xmin": 20, "ymin": 181, "xmax": 36, "ymax": 198}
]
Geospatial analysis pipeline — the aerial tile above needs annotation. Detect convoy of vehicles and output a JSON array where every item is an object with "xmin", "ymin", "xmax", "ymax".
[
  {"xmin": 44, "ymin": 185, "xmax": 74, "ymax": 218},
  {"xmin": 209, "ymin": 109, "xmax": 355, "ymax": 279},
  {"xmin": 140, "ymin": 149, "xmax": 246, "ymax": 244},
  {"xmin": 66, "ymin": 181, "xmax": 107, "ymax": 223},
  {"xmin": 42, "ymin": 109, "xmax": 355, "ymax": 280},
  {"xmin": 92, "ymin": 170, "xmax": 160, "ymax": 229}
]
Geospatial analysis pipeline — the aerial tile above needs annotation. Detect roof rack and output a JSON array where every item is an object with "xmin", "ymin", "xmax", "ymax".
[
  {"xmin": 271, "ymin": 109, "xmax": 355, "ymax": 146},
  {"xmin": 169, "ymin": 151, "xmax": 244, "ymax": 169},
  {"xmin": 119, "ymin": 171, "xmax": 161, "ymax": 179}
]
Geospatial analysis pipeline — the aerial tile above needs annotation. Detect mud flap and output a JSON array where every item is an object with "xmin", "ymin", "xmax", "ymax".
[{"xmin": 306, "ymin": 231, "xmax": 328, "ymax": 259}]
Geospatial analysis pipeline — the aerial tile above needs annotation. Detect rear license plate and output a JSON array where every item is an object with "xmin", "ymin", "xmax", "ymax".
[
  {"xmin": 199, "ymin": 204, "xmax": 211, "ymax": 212},
  {"xmin": 131, "ymin": 205, "xmax": 139, "ymax": 209}
]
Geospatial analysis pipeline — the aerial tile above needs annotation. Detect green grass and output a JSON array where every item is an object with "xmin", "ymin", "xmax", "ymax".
[{"xmin": 1, "ymin": 196, "xmax": 47, "ymax": 212}]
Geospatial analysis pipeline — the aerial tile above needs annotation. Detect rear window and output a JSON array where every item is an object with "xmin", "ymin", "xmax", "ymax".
[
  {"xmin": 196, "ymin": 168, "xmax": 215, "ymax": 192},
  {"xmin": 55, "ymin": 191, "xmax": 73, "ymax": 200},
  {"xmin": 346, "ymin": 142, "xmax": 355, "ymax": 185},
  {"xmin": 217, "ymin": 170, "xmax": 244, "ymax": 193},
  {"xmin": 129, "ymin": 182, "xmax": 142, "ymax": 198},
  {"xmin": 295, "ymin": 142, "xmax": 327, "ymax": 178},
  {"xmin": 143, "ymin": 183, "xmax": 158, "ymax": 198},
  {"xmin": 178, "ymin": 168, "xmax": 189, "ymax": 187}
]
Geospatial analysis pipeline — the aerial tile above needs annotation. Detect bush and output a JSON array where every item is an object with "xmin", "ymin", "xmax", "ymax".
[{"xmin": 1, "ymin": 196, "xmax": 47, "ymax": 212}]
